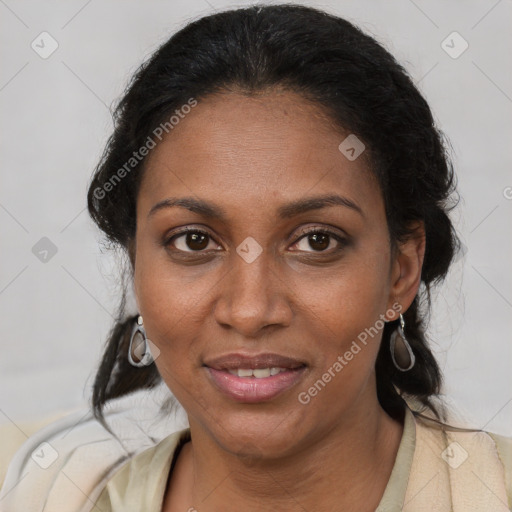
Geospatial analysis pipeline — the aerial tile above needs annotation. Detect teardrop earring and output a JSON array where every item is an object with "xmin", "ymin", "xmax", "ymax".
[
  {"xmin": 390, "ymin": 313, "xmax": 415, "ymax": 372},
  {"xmin": 128, "ymin": 315, "xmax": 155, "ymax": 367}
]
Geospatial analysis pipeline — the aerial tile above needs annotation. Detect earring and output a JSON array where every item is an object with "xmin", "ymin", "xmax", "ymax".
[
  {"xmin": 390, "ymin": 313, "xmax": 415, "ymax": 372},
  {"xmin": 128, "ymin": 315, "xmax": 154, "ymax": 367}
]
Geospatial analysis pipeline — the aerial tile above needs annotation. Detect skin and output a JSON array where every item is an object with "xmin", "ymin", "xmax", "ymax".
[{"xmin": 130, "ymin": 89, "xmax": 425, "ymax": 511}]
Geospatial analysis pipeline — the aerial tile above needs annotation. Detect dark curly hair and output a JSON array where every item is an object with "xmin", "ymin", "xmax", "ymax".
[{"xmin": 86, "ymin": 3, "xmax": 461, "ymax": 432}]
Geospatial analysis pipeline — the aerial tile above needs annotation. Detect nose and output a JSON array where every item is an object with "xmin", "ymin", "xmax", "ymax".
[{"xmin": 213, "ymin": 245, "xmax": 293, "ymax": 338}]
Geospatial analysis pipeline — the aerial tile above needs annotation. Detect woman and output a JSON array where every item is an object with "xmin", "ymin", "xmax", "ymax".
[{"xmin": 1, "ymin": 4, "xmax": 510, "ymax": 511}]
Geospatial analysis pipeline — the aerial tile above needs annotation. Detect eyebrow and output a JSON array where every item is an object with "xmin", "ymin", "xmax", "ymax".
[{"xmin": 147, "ymin": 194, "xmax": 364, "ymax": 220}]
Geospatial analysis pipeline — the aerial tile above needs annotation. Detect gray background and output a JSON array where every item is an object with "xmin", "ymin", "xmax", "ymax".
[{"xmin": 1, "ymin": 0, "xmax": 511, "ymax": 435}]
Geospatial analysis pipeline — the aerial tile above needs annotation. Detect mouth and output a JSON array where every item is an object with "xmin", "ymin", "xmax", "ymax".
[{"xmin": 203, "ymin": 352, "xmax": 308, "ymax": 403}]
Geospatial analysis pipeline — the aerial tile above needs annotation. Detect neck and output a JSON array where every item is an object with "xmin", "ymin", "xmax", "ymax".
[{"xmin": 171, "ymin": 392, "xmax": 404, "ymax": 512}]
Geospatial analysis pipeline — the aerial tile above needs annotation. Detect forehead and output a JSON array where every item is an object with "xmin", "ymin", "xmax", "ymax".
[{"xmin": 138, "ymin": 90, "xmax": 382, "ymax": 219}]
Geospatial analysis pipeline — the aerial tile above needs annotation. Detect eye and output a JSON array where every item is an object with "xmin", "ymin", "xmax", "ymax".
[
  {"xmin": 291, "ymin": 228, "xmax": 347, "ymax": 253},
  {"xmin": 165, "ymin": 228, "xmax": 221, "ymax": 253}
]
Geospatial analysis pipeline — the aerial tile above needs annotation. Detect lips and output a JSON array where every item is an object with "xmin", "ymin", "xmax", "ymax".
[
  {"xmin": 203, "ymin": 352, "xmax": 308, "ymax": 403},
  {"xmin": 203, "ymin": 352, "xmax": 307, "ymax": 371}
]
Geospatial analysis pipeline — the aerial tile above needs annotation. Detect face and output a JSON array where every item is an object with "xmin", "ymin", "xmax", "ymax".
[{"xmin": 132, "ymin": 90, "xmax": 410, "ymax": 459}]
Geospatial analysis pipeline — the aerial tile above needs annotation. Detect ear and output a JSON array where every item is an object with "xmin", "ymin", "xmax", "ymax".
[{"xmin": 386, "ymin": 221, "xmax": 426, "ymax": 319}]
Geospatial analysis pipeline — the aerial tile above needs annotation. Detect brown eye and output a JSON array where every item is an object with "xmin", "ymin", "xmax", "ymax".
[
  {"xmin": 306, "ymin": 232, "xmax": 330, "ymax": 251},
  {"xmin": 292, "ymin": 229, "xmax": 347, "ymax": 253},
  {"xmin": 166, "ymin": 229, "xmax": 219, "ymax": 252}
]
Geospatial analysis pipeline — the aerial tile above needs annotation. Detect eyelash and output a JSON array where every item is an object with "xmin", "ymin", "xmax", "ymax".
[{"xmin": 163, "ymin": 226, "xmax": 348, "ymax": 254}]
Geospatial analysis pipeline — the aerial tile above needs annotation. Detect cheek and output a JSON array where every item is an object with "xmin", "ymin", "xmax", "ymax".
[
  {"xmin": 132, "ymin": 236, "xmax": 223, "ymax": 392},
  {"xmin": 305, "ymin": 253, "xmax": 389, "ymax": 329},
  {"xmin": 297, "ymin": 287, "xmax": 386, "ymax": 415},
  {"xmin": 298, "ymin": 252, "xmax": 390, "ymax": 380},
  {"xmin": 133, "ymin": 244, "xmax": 193, "ymax": 369},
  {"xmin": 134, "ymin": 258, "xmax": 206, "ymax": 408},
  {"xmin": 134, "ymin": 232, "xmax": 204, "ymax": 325}
]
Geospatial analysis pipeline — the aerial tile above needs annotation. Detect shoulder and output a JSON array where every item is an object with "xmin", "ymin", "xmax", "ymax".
[
  {"xmin": 0, "ymin": 410, "xmax": 72, "ymax": 489},
  {"xmin": 0, "ymin": 384, "xmax": 188, "ymax": 512},
  {"xmin": 444, "ymin": 427, "xmax": 512, "ymax": 510},
  {"xmin": 407, "ymin": 402, "xmax": 512, "ymax": 511},
  {"xmin": 94, "ymin": 427, "xmax": 191, "ymax": 511},
  {"xmin": 487, "ymin": 431, "xmax": 512, "ymax": 503}
]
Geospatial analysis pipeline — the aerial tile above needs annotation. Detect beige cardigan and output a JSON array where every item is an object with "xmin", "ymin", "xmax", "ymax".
[{"xmin": 1, "ymin": 393, "xmax": 511, "ymax": 511}]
